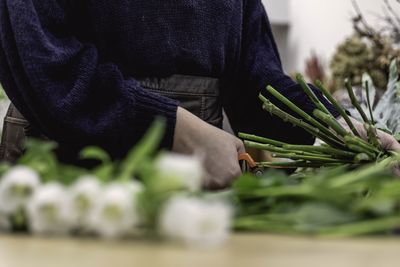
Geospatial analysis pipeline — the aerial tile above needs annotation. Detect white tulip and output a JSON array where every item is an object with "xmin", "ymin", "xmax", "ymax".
[
  {"xmin": 88, "ymin": 183, "xmax": 140, "ymax": 239},
  {"xmin": 27, "ymin": 183, "xmax": 70, "ymax": 235},
  {"xmin": 126, "ymin": 180, "xmax": 144, "ymax": 195},
  {"xmin": 65, "ymin": 176, "xmax": 102, "ymax": 229},
  {"xmin": 156, "ymin": 153, "xmax": 204, "ymax": 191},
  {"xmin": 0, "ymin": 166, "xmax": 40, "ymax": 215},
  {"xmin": 159, "ymin": 196, "xmax": 232, "ymax": 247}
]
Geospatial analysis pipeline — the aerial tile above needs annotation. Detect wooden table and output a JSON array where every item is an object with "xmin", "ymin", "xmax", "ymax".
[{"xmin": 1, "ymin": 234, "xmax": 400, "ymax": 267}]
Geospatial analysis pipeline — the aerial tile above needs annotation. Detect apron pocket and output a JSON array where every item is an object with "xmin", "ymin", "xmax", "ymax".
[
  {"xmin": 140, "ymin": 75, "xmax": 223, "ymax": 128},
  {"xmin": 0, "ymin": 104, "xmax": 29, "ymax": 163}
]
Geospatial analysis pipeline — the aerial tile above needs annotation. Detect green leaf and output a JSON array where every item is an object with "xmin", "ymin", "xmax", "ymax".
[
  {"xmin": 233, "ymin": 173, "xmax": 261, "ymax": 191},
  {"xmin": 395, "ymin": 133, "xmax": 400, "ymax": 142},
  {"xmin": 388, "ymin": 59, "xmax": 399, "ymax": 89},
  {"xmin": 55, "ymin": 165, "xmax": 87, "ymax": 185},
  {"xmin": 0, "ymin": 162, "xmax": 11, "ymax": 176},
  {"xmin": 320, "ymin": 216, "xmax": 400, "ymax": 237},
  {"xmin": 293, "ymin": 203, "xmax": 357, "ymax": 233},
  {"xmin": 117, "ymin": 118, "xmax": 166, "ymax": 181},
  {"xmin": 373, "ymin": 60, "xmax": 400, "ymax": 134},
  {"xmin": 0, "ymin": 83, "xmax": 8, "ymax": 100},
  {"xmin": 18, "ymin": 139, "xmax": 59, "ymax": 182},
  {"xmin": 93, "ymin": 164, "xmax": 115, "ymax": 182},
  {"xmin": 80, "ymin": 146, "xmax": 111, "ymax": 164},
  {"xmin": 396, "ymin": 82, "xmax": 400, "ymax": 99}
]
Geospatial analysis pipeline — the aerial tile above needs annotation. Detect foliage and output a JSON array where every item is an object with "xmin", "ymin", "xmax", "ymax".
[
  {"xmin": 329, "ymin": 0, "xmax": 400, "ymax": 92},
  {"xmin": 233, "ymin": 156, "xmax": 400, "ymax": 237},
  {"xmin": 348, "ymin": 59, "xmax": 400, "ymax": 135}
]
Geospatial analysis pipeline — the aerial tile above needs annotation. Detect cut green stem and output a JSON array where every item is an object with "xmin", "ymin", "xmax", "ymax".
[
  {"xmin": 244, "ymin": 141, "xmax": 331, "ymax": 158},
  {"xmin": 315, "ymin": 80, "xmax": 360, "ymax": 137},
  {"xmin": 364, "ymin": 80, "xmax": 376, "ymax": 124},
  {"xmin": 256, "ymin": 161, "xmax": 342, "ymax": 169},
  {"xmin": 345, "ymin": 79, "xmax": 370, "ymax": 123},
  {"xmin": 239, "ymin": 133, "xmax": 286, "ymax": 147},
  {"xmin": 313, "ymin": 109, "xmax": 349, "ymax": 137},
  {"xmin": 260, "ymin": 94, "xmax": 344, "ymax": 148},
  {"xmin": 282, "ymin": 144, "xmax": 357, "ymax": 158},
  {"xmin": 271, "ymin": 152, "xmax": 353, "ymax": 164},
  {"xmin": 266, "ymin": 86, "xmax": 342, "ymax": 143},
  {"xmin": 320, "ymin": 216, "xmax": 400, "ymax": 237},
  {"xmin": 364, "ymin": 124, "xmax": 381, "ymax": 149},
  {"xmin": 297, "ymin": 74, "xmax": 331, "ymax": 115},
  {"xmin": 344, "ymin": 136, "xmax": 381, "ymax": 155}
]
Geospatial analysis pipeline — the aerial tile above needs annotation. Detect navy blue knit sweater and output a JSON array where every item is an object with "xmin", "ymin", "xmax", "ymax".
[{"xmin": 0, "ymin": 0, "xmax": 337, "ymax": 159}]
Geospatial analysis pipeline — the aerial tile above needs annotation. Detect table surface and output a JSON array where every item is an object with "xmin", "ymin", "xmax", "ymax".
[{"xmin": 1, "ymin": 233, "xmax": 400, "ymax": 267}]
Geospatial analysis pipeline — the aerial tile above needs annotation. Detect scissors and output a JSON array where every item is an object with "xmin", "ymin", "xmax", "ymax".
[{"xmin": 238, "ymin": 153, "xmax": 265, "ymax": 177}]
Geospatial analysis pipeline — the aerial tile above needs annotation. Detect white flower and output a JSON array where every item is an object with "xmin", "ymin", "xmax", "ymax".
[
  {"xmin": 159, "ymin": 196, "xmax": 232, "ymax": 247},
  {"xmin": 65, "ymin": 176, "xmax": 102, "ymax": 229},
  {"xmin": 126, "ymin": 180, "xmax": 144, "ymax": 195},
  {"xmin": 156, "ymin": 153, "xmax": 204, "ymax": 191},
  {"xmin": 0, "ymin": 211, "xmax": 10, "ymax": 232},
  {"xmin": 0, "ymin": 166, "xmax": 40, "ymax": 215},
  {"xmin": 88, "ymin": 183, "xmax": 140, "ymax": 239},
  {"xmin": 27, "ymin": 183, "xmax": 70, "ymax": 235}
]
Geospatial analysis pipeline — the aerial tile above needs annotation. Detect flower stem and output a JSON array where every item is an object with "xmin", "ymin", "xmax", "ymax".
[
  {"xmin": 320, "ymin": 216, "xmax": 400, "ymax": 237},
  {"xmin": 282, "ymin": 144, "xmax": 357, "ymax": 158},
  {"xmin": 256, "ymin": 161, "xmax": 342, "ymax": 169},
  {"xmin": 313, "ymin": 109, "xmax": 349, "ymax": 137},
  {"xmin": 296, "ymin": 74, "xmax": 331, "ymax": 115},
  {"xmin": 260, "ymin": 94, "xmax": 344, "ymax": 148},
  {"xmin": 364, "ymin": 123, "xmax": 381, "ymax": 149},
  {"xmin": 266, "ymin": 86, "xmax": 342, "ymax": 143},
  {"xmin": 330, "ymin": 157, "xmax": 392, "ymax": 188},
  {"xmin": 271, "ymin": 152, "xmax": 353, "ymax": 164},
  {"xmin": 244, "ymin": 141, "xmax": 330, "ymax": 158},
  {"xmin": 364, "ymin": 80, "xmax": 376, "ymax": 124},
  {"xmin": 344, "ymin": 135, "xmax": 381, "ymax": 155},
  {"xmin": 315, "ymin": 80, "xmax": 360, "ymax": 137},
  {"xmin": 239, "ymin": 133, "xmax": 286, "ymax": 147},
  {"xmin": 345, "ymin": 79, "xmax": 371, "ymax": 123}
]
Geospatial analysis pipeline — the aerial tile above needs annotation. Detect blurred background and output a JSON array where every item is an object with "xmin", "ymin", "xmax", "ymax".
[{"xmin": 265, "ymin": 0, "xmax": 400, "ymax": 74}]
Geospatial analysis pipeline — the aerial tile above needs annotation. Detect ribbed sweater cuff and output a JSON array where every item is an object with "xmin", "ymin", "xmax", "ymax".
[{"xmin": 126, "ymin": 79, "xmax": 179, "ymax": 150}]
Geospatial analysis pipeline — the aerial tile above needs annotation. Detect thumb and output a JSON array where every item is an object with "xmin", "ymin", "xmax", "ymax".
[{"xmin": 235, "ymin": 138, "xmax": 246, "ymax": 154}]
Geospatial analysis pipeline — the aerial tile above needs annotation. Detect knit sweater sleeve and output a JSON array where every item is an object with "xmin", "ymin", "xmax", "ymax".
[
  {"xmin": 0, "ymin": 0, "xmax": 178, "ymax": 158},
  {"xmin": 223, "ymin": 0, "xmax": 337, "ymax": 145}
]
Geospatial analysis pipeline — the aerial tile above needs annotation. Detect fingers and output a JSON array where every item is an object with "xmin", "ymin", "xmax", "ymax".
[
  {"xmin": 391, "ymin": 142, "xmax": 400, "ymax": 151},
  {"xmin": 203, "ymin": 136, "xmax": 243, "ymax": 191},
  {"xmin": 235, "ymin": 138, "xmax": 246, "ymax": 154},
  {"xmin": 385, "ymin": 138, "xmax": 400, "ymax": 151},
  {"xmin": 377, "ymin": 131, "xmax": 400, "ymax": 151},
  {"xmin": 203, "ymin": 163, "xmax": 241, "ymax": 190},
  {"xmin": 341, "ymin": 117, "xmax": 400, "ymax": 151}
]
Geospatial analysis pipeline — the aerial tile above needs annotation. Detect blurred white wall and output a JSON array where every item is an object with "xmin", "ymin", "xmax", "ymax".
[{"xmin": 263, "ymin": 0, "xmax": 400, "ymax": 74}]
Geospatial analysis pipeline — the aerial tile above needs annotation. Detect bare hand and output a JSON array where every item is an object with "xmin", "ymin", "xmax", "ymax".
[
  {"xmin": 338, "ymin": 117, "xmax": 400, "ymax": 151},
  {"xmin": 173, "ymin": 107, "xmax": 245, "ymax": 190}
]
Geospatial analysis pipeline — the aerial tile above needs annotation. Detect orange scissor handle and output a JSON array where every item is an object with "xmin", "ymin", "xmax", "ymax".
[{"xmin": 238, "ymin": 153, "xmax": 257, "ymax": 168}]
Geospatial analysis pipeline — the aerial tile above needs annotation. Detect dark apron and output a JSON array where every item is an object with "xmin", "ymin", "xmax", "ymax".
[{"xmin": 0, "ymin": 75, "xmax": 223, "ymax": 163}]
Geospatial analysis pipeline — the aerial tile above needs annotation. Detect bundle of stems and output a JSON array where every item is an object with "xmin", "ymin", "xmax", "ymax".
[
  {"xmin": 233, "ymin": 156, "xmax": 400, "ymax": 237},
  {"xmin": 240, "ymin": 75, "xmax": 394, "ymax": 169}
]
